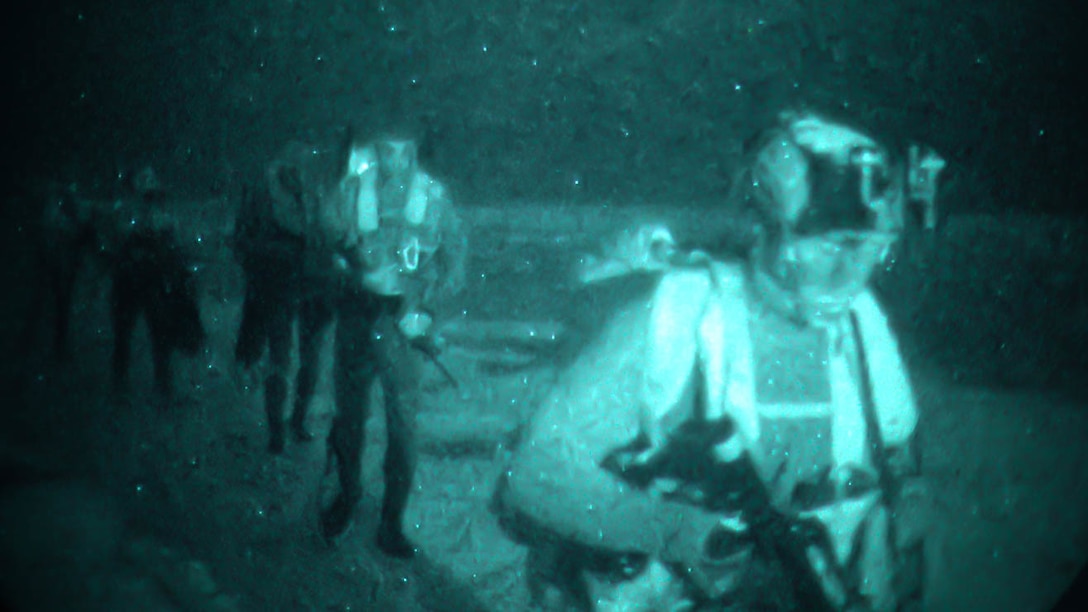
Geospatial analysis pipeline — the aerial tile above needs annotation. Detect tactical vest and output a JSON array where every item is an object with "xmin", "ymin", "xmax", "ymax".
[
  {"xmin": 344, "ymin": 171, "xmax": 442, "ymax": 297},
  {"xmin": 643, "ymin": 262, "xmax": 916, "ymax": 507},
  {"xmin": 747, "ymin": 303, "xmax": 871, "ymax": 510},
  {"xmin": 263, "ymin": 142, "xmax": 443, "ymax": 297}
]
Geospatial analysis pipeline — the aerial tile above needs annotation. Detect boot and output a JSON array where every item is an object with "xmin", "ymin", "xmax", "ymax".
[
  {"xmin": 265, "ymin": 375, "xmax": 287, "ymax": 454},
  {"xmin": 320, "ymin": 494, "xmax": 356, "ymax": 547},
  {"xmin": 375, "ymin": 493, "xmax": 416, "ymax": 559},
  {"xmin": 289, "ymin": 400, "xmax": 314, "ymax": 442},
  {"xmin": 376, "ymin": 521, "xmax": 416, "ymax": 559}
]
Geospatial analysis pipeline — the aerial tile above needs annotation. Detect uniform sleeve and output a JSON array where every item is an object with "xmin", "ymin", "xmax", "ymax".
[
  {"xmin": 500, "ymin": 287, "xmax": 724, "ymax": 560},
  {"xmin": 417, "ymin": 181, "xmax": 468, "ymax": 315}
]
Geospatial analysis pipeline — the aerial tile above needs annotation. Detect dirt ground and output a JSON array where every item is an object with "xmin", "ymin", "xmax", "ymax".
[{"xmin": 2, "ymin": 201, "xmax": 1086, "ymax": 611}]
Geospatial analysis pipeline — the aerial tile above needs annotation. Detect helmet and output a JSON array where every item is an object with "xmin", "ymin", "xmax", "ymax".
[
  {"xmin": 124, "ymin": 165, "xmax": 167, "ymax": 204},
  {"xmin": 750, "ymin": 111, "xmax": 906, "ymax": 237},
  {"xmin": 747, "ymin": 111, "xmax": 906, "ymax": 321}
]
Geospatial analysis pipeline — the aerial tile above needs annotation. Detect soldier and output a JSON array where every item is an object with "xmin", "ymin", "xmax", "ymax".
[
  {"xmin": 232, "ymin": 140, "xmax": 337, "ymax": 452},
  {"xmin": 236, "ymin": 129, "xmax": 466, "ymax": 558},
  {"xmin": 106, "ymin": 166, "xmax": 206, "ymax": 401},
  {"xmin": 16, "ymin": 182, "xmax": 98, "ymax": 365},
  {"xmin": 496, "ymin": 110, "xmax": 944, "ymax": 610}
]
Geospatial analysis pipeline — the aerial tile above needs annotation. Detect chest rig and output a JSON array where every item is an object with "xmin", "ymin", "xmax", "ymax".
[
  {"xmin": 640, "ymin": 265, "xmax": 916, "ymax": 514},
  {"xmin": 347, "ymin": 170, "xmax": 440, "ymax": 296},
  {"xmin": 746, "ymin": 304, "xmax": 872, "ymax": 510}
]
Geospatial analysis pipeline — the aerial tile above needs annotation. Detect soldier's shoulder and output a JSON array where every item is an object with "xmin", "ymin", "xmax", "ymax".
[
  {"xmin": 420, "ymin": 172, "xmax": 450, "ymax": 202},
  {"xmin": 650, "ymin": 258, "xmax": 748, "ymax": 313},
  {"xmin": 709, "ymin": 260, "xmax": 747, "ymax": 292},
  {"xmin": 659, "ymin": 257, "xmax": 744, "ymax": 294}
]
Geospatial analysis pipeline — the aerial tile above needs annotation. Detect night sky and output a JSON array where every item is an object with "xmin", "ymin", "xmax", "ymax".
[{"xmin": 5, "ymin": 0, "xmax": 1086, "ymax": 215}]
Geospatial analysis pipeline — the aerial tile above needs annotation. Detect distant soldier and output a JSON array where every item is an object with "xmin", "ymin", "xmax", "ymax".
[
  {"xmin": 18, "ymin": 167, "xmax": 206, "ymax": 401},
  {"xmin": 235, "ymin": 129, "xmax": 466, "ymax": 557},
  {"xmin": 105, "ymin": 167, "xmax": 206, "ymax": 400},
  {"xmin": 16, "ymin": 182, "xmax": 98, "ymax": 364}
]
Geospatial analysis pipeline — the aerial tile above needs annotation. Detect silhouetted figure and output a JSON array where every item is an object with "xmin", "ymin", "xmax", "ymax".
[
  {"xmin": 17, "ymin": 168, "xmax": 206, "ymax": 402},
  {"xmin": 106, "ymin": 167, "xmax": 206, "ymax": 401},
  {"xmin": 16, "ymin": 184, "xmax": 97, "ymax": 363},
  {"xmin": 233, "ymin": 181, "xmax": 336, "ymax": 451},
  {"xmin": 109, "ymin": 223, "xmax": 205, "ymax": 399}
]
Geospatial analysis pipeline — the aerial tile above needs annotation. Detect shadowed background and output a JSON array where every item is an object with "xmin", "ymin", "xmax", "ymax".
[{"xmin": 6, "ymin": 0, "xmax": 1085, "ymax": 210}]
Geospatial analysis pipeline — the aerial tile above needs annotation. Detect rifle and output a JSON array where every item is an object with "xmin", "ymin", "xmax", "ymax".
[
  {"xmin": 409, "ymin": 332, "xmax": 460, "ymax": 390},
  {"xmin": 600, "ymin": 371, "xmax": 852, "ymax": 609}
]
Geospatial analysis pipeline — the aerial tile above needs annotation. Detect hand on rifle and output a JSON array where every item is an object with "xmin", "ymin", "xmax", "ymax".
[
  {"xmin": 397, "ymin": 310, "xmax": 461, "ymax": 389},
  {"xmin": 409, "ymin": 332, "xmax": 445, "ymax": 359},
  {"xmin": 397, "ymin": 311, "xmax": 442, "ymax": 354},
  {"xmin": 660, "ymin": 512, "xmax": 753, "ymax": 601}
]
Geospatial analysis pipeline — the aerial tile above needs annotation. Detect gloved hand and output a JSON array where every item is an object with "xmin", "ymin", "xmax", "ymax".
[
  {"xmin": 398, "ymin": 310, "xmax": 433, "ymax": 339},
  {"xmin": 660, "ymin": 512, "xmax": 752, "ymax": 600},
  {"xmin": 398, "ymin": 310, "xmax": 447, "ymax": 356}
]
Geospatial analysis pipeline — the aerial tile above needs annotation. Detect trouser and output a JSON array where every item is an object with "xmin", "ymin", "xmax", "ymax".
[
  {"xmin": 260, "ymin": 290, "xmax": 333, "ymax": 451},
  {"xmin": 234, "ymin": 239, "xmax": 303, "ymax": 371},
  {"xmin": 17, "ymin": 228, "xmax": 93, "ymax": 363},
  {"xmin": 328, "ymin": 291, "xmax": 421, "ymax": 532},
  {"xmin": 234, "ymin": 240, "xmax": 334, "ymax": 449},
  {"xmin": 19, "ymin": 253, "xmax": 79, "ymax": 362}
]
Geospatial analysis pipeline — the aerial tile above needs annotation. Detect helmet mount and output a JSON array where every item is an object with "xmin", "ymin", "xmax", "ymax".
[{"xmin": 747, "ymin": 111, "xmax": 944, "ymax": 321}]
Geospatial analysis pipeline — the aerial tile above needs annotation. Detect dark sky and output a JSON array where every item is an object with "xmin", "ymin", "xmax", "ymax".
[{"xmin": 6, "ymin": 0, "xmax": 1087, "ymax": 213}]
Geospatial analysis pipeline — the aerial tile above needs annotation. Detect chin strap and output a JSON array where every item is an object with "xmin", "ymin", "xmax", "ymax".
[{"xmin": 749, "ymin": 262, "xmax": 854, "ymax": 328}]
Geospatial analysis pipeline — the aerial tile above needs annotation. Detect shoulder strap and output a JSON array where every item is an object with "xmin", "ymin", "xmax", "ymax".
[
  {"xmin": 848, "ymin": 292, "xmax": 917, "ymax": 447},
  {"xmin": 700, "ymin": 262, "xmax": 758, "ymax": 453},
  {"xmin": 403, "ymin": 173, "xmax": 431, "ymax": 226},
  {"xmin": 848, "ymin": 309, "xmax": 907, "ymax": 604},
  {"xmin": 849, "ymin": 311, "xmax": 896, "ymax": 499},
  {"xmin": 355, "ymin": 172, "xmax": 432, "ymax": 234},
  {"xmin": 355, "ymin": 172, "xmax": 380, "ymax": 233}
]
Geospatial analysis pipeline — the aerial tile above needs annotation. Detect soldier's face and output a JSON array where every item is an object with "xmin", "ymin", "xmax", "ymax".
[
  {"xmin": 769, "ymin": 228, "xmax": 893, "ymax": 313},
  {"xmin": 378, "ymin": 140, "xmax": 417, "ymax": 182}
]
